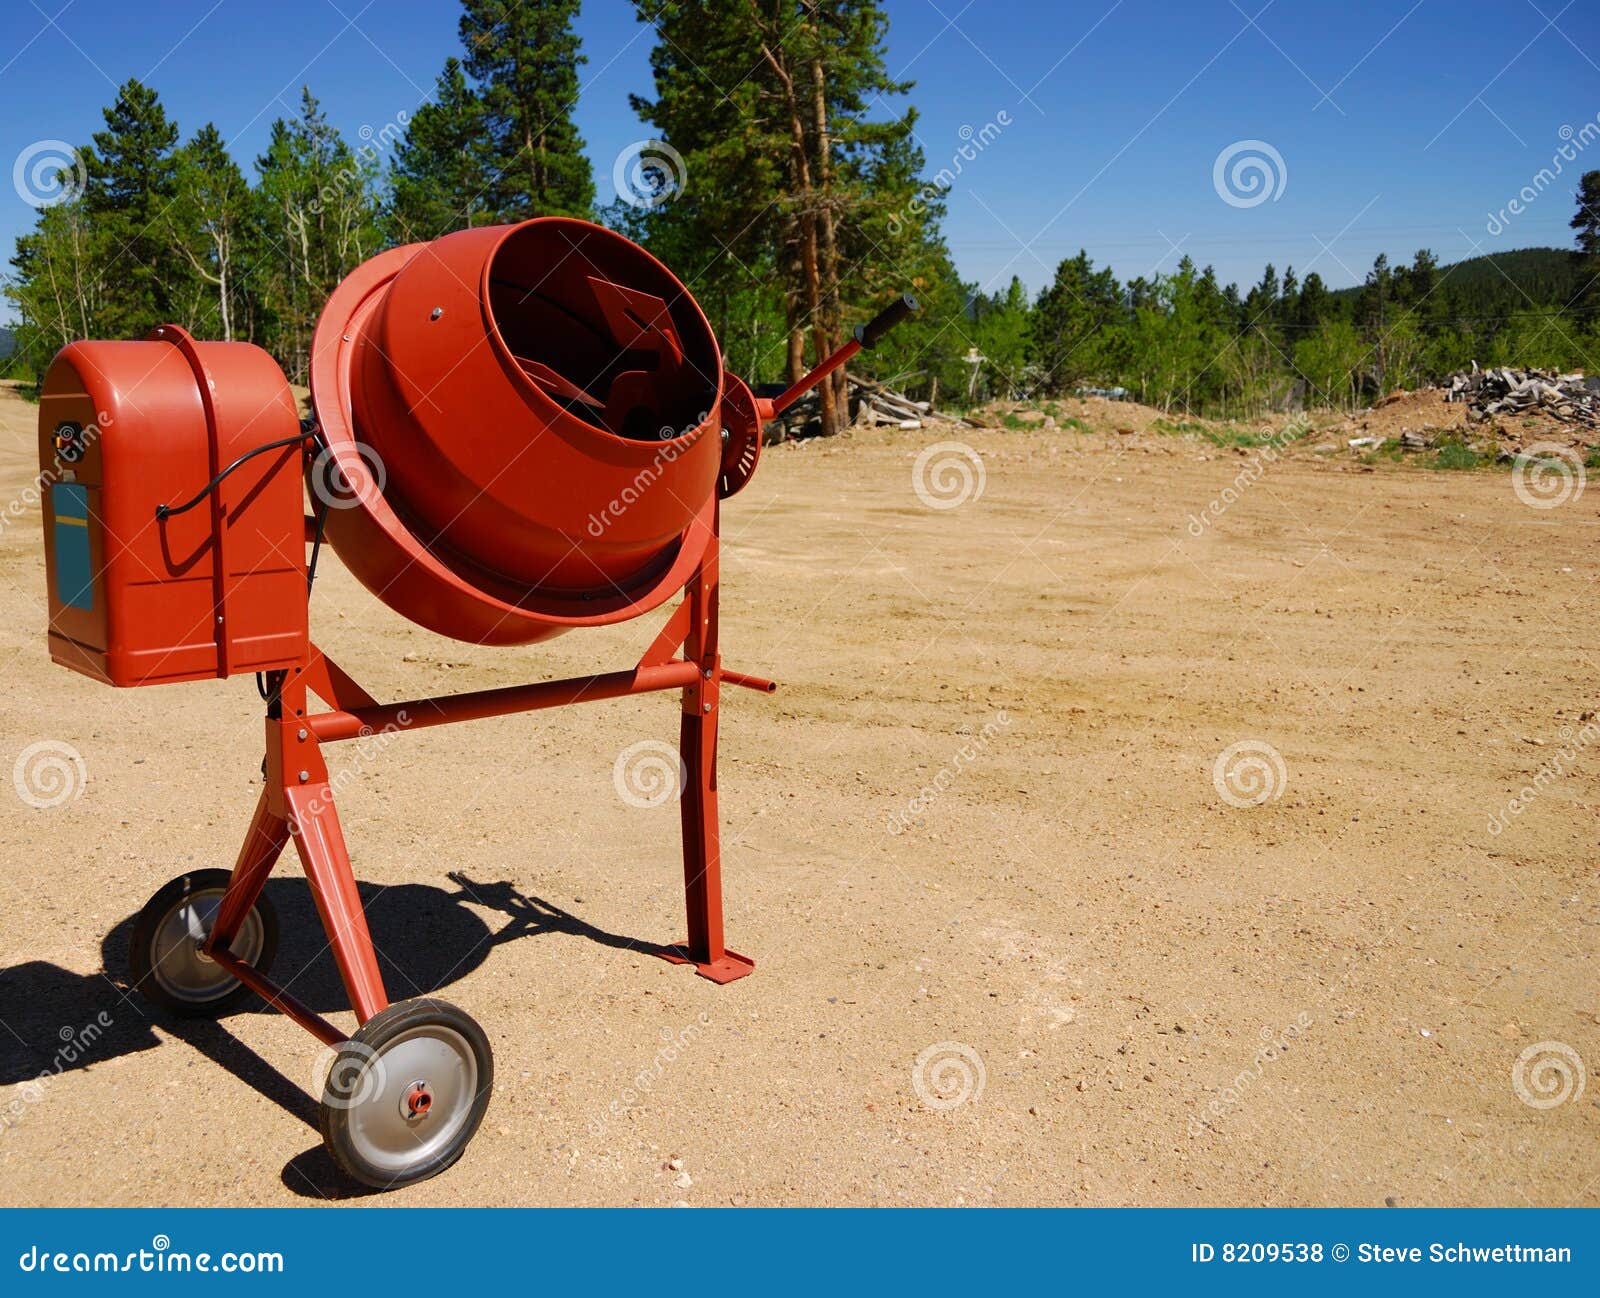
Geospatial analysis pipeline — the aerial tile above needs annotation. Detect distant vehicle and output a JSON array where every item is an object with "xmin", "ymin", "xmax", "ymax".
[{"xmin": 1075, "ymin": 385, "xmax": 1130, "ymax": 401}]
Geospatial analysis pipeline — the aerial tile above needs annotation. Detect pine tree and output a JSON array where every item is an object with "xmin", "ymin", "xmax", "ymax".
[
  {"xmin": 388, "ymin": 58, "xmax": 493, "ymax": 242},
  {"xmin": 84, "ymin": 79, "xmax": 183, "ymax": 336},
  {"xmin": 633, "ymin": 0, "xmax": 940, "ymax": 434},
  {"xmin": 1030, "ymin": 251, "xmax": 1125, "ymax": 393},
  {"xmin": 459, "ymin": 0, "xmax": 593, "ymax": 220},
  {"xmin": 1572, "ymin": 170, "xmax": 1600, "ymax": 321}
]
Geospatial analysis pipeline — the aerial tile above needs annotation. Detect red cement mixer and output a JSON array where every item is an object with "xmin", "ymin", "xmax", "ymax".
[{"xmin": 36, "ymin": 216, "xmax": 917, "ymax": 1188}]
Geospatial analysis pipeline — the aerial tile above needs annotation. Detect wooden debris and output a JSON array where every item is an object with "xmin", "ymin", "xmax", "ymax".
[{"xmin": 772, "ymin": 375, "xmax": 983, "ymax": 439}]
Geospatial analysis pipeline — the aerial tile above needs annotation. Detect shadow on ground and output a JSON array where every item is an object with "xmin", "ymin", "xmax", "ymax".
[{"xmin": 1, "ymin": 871, "xmax": 655, "ymax": 1198}]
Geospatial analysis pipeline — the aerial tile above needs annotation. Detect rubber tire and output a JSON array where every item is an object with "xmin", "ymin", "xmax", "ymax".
[
  {"xmin": 128, "ymin": 868, "xmax": 279, "ymax": 1017},
  {"xmin": 319, "ymin": 997, "xmax": 495, "ymax": 1190}
]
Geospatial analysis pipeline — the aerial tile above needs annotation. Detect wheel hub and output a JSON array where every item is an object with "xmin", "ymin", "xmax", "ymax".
[
  {"xmin": 149, "ymin": 890, "xmax": 263, "ymax": 1004},
  {"xmin": 403, "ymin": 1081, "xmax": 433, "ymax": 1120}
]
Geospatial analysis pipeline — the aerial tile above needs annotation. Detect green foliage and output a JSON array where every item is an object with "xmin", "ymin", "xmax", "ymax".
[
  {"xmin": 3, "ymin": 11, "xmax": 1596, "ymax": 430},
  {"xmin": 388, "ymin": 58, "xmax": 494, "ymax": 241},
  {"xmin": 254, "ymin": 89, "xmax": 383, "ymax": 381},
  {"xmin": 1428, "ymin": 438, "xmax": 1487, "ymax": 471},
  {"xmin": 458, "ymin": 0, "xmax": 593, "ymax": 219},
  {"xmin": 84, "ymin": 79, "xmax": 183, "ymax": 337}
]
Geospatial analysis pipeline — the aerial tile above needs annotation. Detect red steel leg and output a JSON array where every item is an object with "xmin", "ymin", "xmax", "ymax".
[
  {"xmin": 660, "ymin": 521, "xmax": 753, "ymax": 983},
  {"xmin": 285, "ymin": 781, "xmax": 389, "ymax": 1023},
  {"xmin": 207, "ymin": 786, "xmax": 289, "ymax": 953}
]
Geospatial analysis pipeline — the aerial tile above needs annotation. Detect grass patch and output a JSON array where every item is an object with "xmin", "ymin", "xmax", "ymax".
[
  {"xmin": 1200, "ymin": 426, "xmax": 1279, "ymax": 449},
  {"xmin": 999, "ymin": 412, "xmax": 1033, "ymax": 430},
  {"xmin": 1428, "ymin": 439, "xmax": 1488, "ymax": 471}
]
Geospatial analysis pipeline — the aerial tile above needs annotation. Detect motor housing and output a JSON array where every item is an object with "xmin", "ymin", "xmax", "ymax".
[{"xmin": 38, "ymin": 325, "xmax": 307, "ymax": 686}]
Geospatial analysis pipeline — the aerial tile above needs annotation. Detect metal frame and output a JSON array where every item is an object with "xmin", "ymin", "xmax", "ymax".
[{"xmin": 201, "ymin": 516, "xmax": 765, "ymax": 1047}]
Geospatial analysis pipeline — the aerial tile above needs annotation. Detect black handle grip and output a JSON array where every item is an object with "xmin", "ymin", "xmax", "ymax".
[{"xmin": 853, "ymin": 293, "xmax": 920, "ymax": 350}]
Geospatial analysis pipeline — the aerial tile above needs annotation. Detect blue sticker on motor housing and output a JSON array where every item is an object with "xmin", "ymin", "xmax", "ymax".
[{"xmin": 51, "ymin": 482, "xmax": 93, "ymax": 611}]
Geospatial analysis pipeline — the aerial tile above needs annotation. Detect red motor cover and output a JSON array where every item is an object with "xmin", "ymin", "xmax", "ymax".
[{"xmin": 38, "ymin": 326, "xmax": 307, "ymax": 686}]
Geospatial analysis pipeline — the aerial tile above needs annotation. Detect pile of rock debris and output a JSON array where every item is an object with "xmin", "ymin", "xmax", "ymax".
[{"xmin": 1444, "ymin": 363, "xmax": 1598, "ymax": 428}]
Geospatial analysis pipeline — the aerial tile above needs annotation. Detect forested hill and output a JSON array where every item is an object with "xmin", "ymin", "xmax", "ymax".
[{"xmin": 1328, "ymin": 247, "xmax": 1581, "ymax": 312}]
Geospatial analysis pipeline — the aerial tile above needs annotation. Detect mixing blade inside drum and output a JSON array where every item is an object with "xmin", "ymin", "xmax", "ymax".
[{"xmin": 485, "ymin": 221, "xmax": 718, "ymax": 442}]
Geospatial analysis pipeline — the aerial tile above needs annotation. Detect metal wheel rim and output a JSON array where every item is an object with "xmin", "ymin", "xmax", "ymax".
[
  {"xmin": 150, "ymin": 888, "xmax": 263, "ymax": 1004},
  {"xmin": 343, "ymin": 1026, "xmax": 480, "ymax": 1177}
]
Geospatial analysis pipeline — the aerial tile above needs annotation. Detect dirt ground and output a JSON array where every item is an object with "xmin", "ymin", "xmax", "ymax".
[{"xmin": 0, "ymin": 380, "xmax": 1595, "ymax": 1207}]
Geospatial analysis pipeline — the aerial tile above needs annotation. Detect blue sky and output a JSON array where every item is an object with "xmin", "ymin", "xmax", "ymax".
[{"xmin": 1, "ymin": 0, "xmax": 1596, "ymax": 326}]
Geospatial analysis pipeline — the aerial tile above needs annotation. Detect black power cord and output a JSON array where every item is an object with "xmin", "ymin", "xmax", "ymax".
[{"xmin": 154, "ymin": 430, "xmax": 316, "ymax": 521}]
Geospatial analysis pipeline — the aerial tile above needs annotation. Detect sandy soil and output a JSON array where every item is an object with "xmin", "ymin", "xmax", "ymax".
[{"xmin": 0, "ymin": 381, "xmax": 1595, "ymax": 1207}]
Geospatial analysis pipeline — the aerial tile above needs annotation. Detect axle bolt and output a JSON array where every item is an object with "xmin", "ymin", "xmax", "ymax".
[{"xmin": 405, "ymin": 1082, "xmax": 433, "ymax": 1118}]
